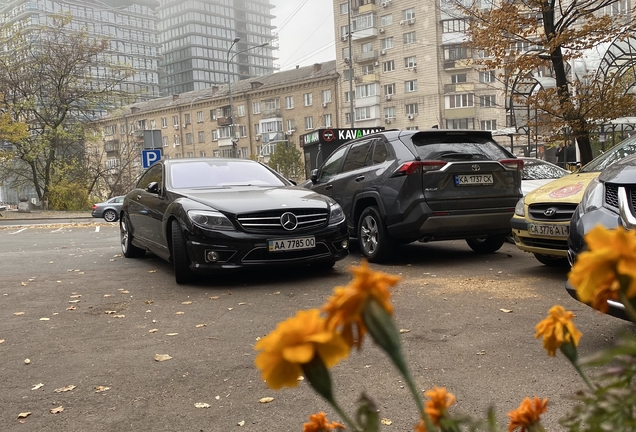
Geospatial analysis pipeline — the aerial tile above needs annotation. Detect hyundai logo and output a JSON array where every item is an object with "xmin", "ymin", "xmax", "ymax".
[
  {"xmin": 544, "ymin": 207, "xmax": 558, "ymax": 217},
  {"xmin": 471, "ymin": 164, "xmax": 481, "ymax": 171},
  {"xmin": 280, "ymin": 212, "xmax": 298, "ymax": 230}
]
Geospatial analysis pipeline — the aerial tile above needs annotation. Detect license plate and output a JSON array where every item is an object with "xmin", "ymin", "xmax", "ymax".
[
  {"xmin": 268, "ymin": 237, "xmax": 315, "ymax": 252},
  {"xmin": 454, "ymin": 174, "xmax": 493, "ymax": 186},
  {"xmin": 529, "ymin": 224, "xmax": 569, "ymax": 237}
]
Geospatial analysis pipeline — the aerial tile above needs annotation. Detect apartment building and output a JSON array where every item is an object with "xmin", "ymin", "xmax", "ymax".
[
  {"xmin": 157, "ymin": 0, "xmax": 277, "ymax": 95},
  {"xmin": 94, "ymin": 61, "xmax": 340, "ymax": 183},
  {"xmin": 0, "ymin": 0, "xmax": 162, "ymax": 101}
]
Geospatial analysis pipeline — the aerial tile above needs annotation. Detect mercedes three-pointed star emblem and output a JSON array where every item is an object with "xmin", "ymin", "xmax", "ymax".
[{"xmin": 280, "ymin": 212, "xmax": 298, "ymax": 231}]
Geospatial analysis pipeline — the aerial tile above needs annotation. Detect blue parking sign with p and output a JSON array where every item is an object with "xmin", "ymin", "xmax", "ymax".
[{"xmin": 142, "ymin": 149, "xmax": 162, "ymax": 169}]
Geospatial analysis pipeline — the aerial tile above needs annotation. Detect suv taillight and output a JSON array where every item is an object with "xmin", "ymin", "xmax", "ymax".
[
  {"xmin": 92, "ymin": 205, "xmax": 97, "ymax": 210},
  {"xmin": 392, "ymin": 161, "xmax": 447, "ymax": 177},
  {"xmin": 499, "ymin": 159, "xmax": 524, "ymax": 170}
]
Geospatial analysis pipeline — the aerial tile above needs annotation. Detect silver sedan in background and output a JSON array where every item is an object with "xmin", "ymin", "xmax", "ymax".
[{"xmin": 91, "ymin": 196, "xmax": 124, "ymax": 222}]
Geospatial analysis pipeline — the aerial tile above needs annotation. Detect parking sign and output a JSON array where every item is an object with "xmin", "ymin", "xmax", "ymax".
[{"xmin": 142, "ymin": 149, "xmax": 162, "ymax": 168}]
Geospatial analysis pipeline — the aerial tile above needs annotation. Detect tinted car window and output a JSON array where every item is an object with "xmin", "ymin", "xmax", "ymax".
[
  {"xmin": 319, "ymin": 146, "xmax": 347, "ymax": 182},
  {"xmin": 522, "ymin": 160, "xmax": 568, "ymax": 180},
  {"xmin": 581, "ymin": 136, "xmax": 636, "ymax": 173},
  {"xmin": 411, "ymin": 133, "xmax": 510, "ymax": 161},
  {"xmin": 373, "ymin": 141, "xmax": 388, "ymax": 164},
  {"xmin": 170, "ymin": 160, "xmax": 286, "ymax": 189},
  {"xmin": 137, "ymin": 164, "xmax": 163, "ymax": 189},
  {"xmin": 342, "ymin": 140, "xmax": 373, "ymax": 172}
]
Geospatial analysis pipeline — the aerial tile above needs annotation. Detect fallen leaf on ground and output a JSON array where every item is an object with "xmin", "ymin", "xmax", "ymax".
[
  {"xmin": 149, "ymin": 329, "xmax": 158, "ymax": 333},
  {"xmin": 21, "ymin": 282, "xmax": 27, "ymax": 286},
  {"xmin": 104, "ymin": 294, "xmax": 112, "ymax": 298},
  {"xmin": 399, "ymin": 329, "xmax": 410, "ymax": 333},
  {"xmin": 105, "ymin": 311, "xmax": 117, "ymax": 314},
  {"xmin": 209, "ymin": 296, "xmax": 219, "ymax": 300},
  {"xmin": 50, "ymin": 406, "xmax": 64, "ymax": 414},
  {"xmin": 259, "ymin": 397, "xmax": 274, "ymax": 403},
  {"xmin": 166, "ymin": 333, "xmax": 178, "ymax": 336},
  {"xmin": 182, "ymin": 301, "xmax": 192, "ymax": 305},
  {"xmin": 13, "ymin": 312, "xmax": 25, "ymax": 316},
  {"xmin": 54, "ymin": 385, "xmax": 76, "ymax": 393},
  {"xmin": 111, "ymin": 315, "xmax": 125, "ymax": 318},
  {"xmin": 238, "ymin": 302, "xmax": 246, "ymax": 305},
  {"xmin": 154, "ymin": 354, "xmax": 172, "ymax": 362},
  {"xmin": 31, "ymin": 383, "xmax": 43, "ymax": 390},
  {"xmin": 195, "ymin": 324, "xmax": 206, "ymax": 328},
  {"xmin": 175, "ymin": 312, "xmax": 184, "ymax": 315},
  {"xmin": 0, "ymin": 339, "xmax": 4, "ymax": 344},
  {"xmin": 17, "ymin": 412, "xmax": 31, "ymax": 419},
  {"xmin": 68, "ymin": 300, "xmax": 80, "ymax": 304},
  {"xmin": 215, "ymin": 396, "xmax": 220, "ymax": 400},
  {"xmin": 476, "ymin": 350, "xmax": 486, "ymax": 355},
  {"xmin": 109, "ymin": 259, "xmax": 115, "ymax": 262},
  {"xmin": 194, "ymin": 402, "xmax": 210, "ymax": 408},
  {"xmin": 228, "ymin": 308, "xmax": 233, "ymax": 311},
  {"xmin": 500, "ymin": 309, "xmax": 513, "ymax": 313},
  {"xmin": 66, "ymin": 306, "xmax": 77, "ymax": 311},
  {"xmin": 69, "ymin": 295, "xmax": 81, "ymax": 299},
  {"xmin": 145, "ymin": 300, "xmax": 153, "ymax": 304},
  {"xmin": 39, "ymin": 318, "xmax": 50, "ymax": 321},
  {"xmin": 56, "ymin": 281, "xmax": 62, "ymax": 283},
  {"xmin": 24, "ymin": 359, "xmax": 31, "ymax": 364},
  {"xmin": 148, "ymin": 270, "xmax": 157, "ymax": 273},
  {"xmin": 120, "ymin": 290, "xmax": 130, "ymax": 294},
  {"xmin": 274, "ymin": 291, "xmax": 280, "ymax": 295},
  {"xmin": 113, "ymin": 254, "xmax": 121, "ymax": 258},
  {"xmin": 238, "ymin": 420, "xmax": 245, "ymax": 426},
  {"xmin": 381, "ymin": 418, "xmax": 392, "ymax": 425},
  {"xmin": 94, "ymin": 386, "xmax": 110, "ymax": 393}
]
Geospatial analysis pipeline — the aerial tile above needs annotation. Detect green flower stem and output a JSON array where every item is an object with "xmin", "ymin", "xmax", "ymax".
[
  {"xmin": 302, "ymin": 356, "xmax": 360, "ymax": 432},
  {"xmin": 618, "ymin": 289, "xmax": 636, "ymax": 324},
  {"xmin": 572, "ymin": 361, "xmax": 596, "ymax": 392},
  {"xmin": 560, "ymin": 341, "xmax": 595, "ymax": 391}
]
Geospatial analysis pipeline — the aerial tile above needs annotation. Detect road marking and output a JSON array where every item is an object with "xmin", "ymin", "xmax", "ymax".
[
  {"xmin": 9, "ymin": 228, "xmax": 27, "ymax": 235},
  {"xmin": 95, "ymin": 226, "xmax": 100, "ymax": 232}
]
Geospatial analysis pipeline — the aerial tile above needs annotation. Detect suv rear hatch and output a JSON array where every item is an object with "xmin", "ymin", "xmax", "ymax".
[{"xmin": 406, "ymin": 130, "xmax": 522, "ymax": 211}]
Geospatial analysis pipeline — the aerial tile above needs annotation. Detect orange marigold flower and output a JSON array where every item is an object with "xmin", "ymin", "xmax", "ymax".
[
  {"xmin": 507, "ymin": 397, "xmax": 548, "ymax": 432},
  {"xmin": 413, "ymin": 418, "xmax": 427, "ymax": 432},
  {"xmin": 424, "ymin": 386, "xmax": 456, "ymax": 425},
  {"xmin": 303, "ymin": 412, "xmax": 346, "ymax": 432},
  {"xmin": 323, "ymin": 260, "xmax": 401, "ymax": 349},
  {"xmin": 254, "ymin": 309, "xmax": 349, "ymax": 389},
  {"xmin": 568, "ymin": 225, "xmax": 636, "ymax": 311},
  {"xmin": 534, "ymin": 305, "xmax": 582, "ymax": 357}
]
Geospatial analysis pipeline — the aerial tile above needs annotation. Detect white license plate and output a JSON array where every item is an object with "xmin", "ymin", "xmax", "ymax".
[
  {"xmin": 268, "ymin": 237, "xmax": 315, "ymax": 252},
  {"xmin": 454, "ymin": 174, "xmax": 493, "ymax": 186},
  {"xmin": 529, "ymin": 224, "xmax": 569, "ymax": 237}
]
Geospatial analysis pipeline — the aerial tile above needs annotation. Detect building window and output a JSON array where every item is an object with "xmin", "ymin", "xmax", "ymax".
[
  {"xmin": 200, "ymin": 151, "xmax": 206, "ymax": 157},
  {"xmin": 198, "ymin": 131, "xmax": 205, "ymax": 142},
  {"xmin": 604, "ymin": 0, "xmax": 627, "ymax": 15},
  {"xmin": 304, "ymin": 93, "xmax": 313, "ymax": 106},
  {"xmin": 253, "ymin": 102, "xmax": 261, "ymax": 114},
  {"xmin": 304, "ymin": 116, "xmax": 314, "ymax": 130},
  {"xmin": 481, "ymin": 120, "xmax": 497, "ymax": 130},
  {"xmin": 361, "ymin": 42, "xmax": 373, "ymax": 53},
  {"xmin": 187, "ymin": 152, "xmax": 194, "ymax": 157},
  {"xmin": 322, "ymin": 89, "xmax": 332, "ymax": 104},
  {"xmin": 174, "ymin": 135, "xmax": 181, "ymax": 146},
  {"xmin": 324, "ymin": 114, "xmax": 332, "ymax": 127},
  {"xmin": 174, "ymin": 153, "xmax": 181, "ymax": 158},
  {"xmin": 403, "ymin": 31, "xmax": 416, "ymax": 45},
  {"xmin": 197, "ymin": 111, "xmax": 203, "ymax": 123},
  {"xmin": 405, "ymin": 80, "xmax": 418, "ymax": 92},
  {"xmin": 161, "ymin": 117, "xmax": 167, "ymax": 128},
  {"xmin": 172, "ymin": 115, "xmax": 179, "ymax": 127},
  {"xmin": 406, "ymin": 103, "xmax": 418, "ymax": 115},
  {"xmin": 212, "ymin": 130, "xmax": 218, "ymax": 141},
  {"xmin": 384, "ymin": 106, "xmax": 396, "ymax": 119},
  {"xmin": 384, "ymin": 83, "xmax": 395, "ymax": 95},
  {"xmin": 444, "ymin": 45, "xmax": 468, "ymax": 60},
  {"xmin": 355, "ymin": 107, "xmax": 372, "ymax": 120},
  {"xmin": 184, "ymin": 113, "xmax": 191, "ymax": 125},
  {"xmin": 285, "ymin": 96, "xmax": 294, "ymax": 109},
  {"xmin": 406, "ymin": 126, "xmax": 419, "ymax": 131},
  {"xmin": 479, "ymin": 71, "xmax": 496, "ymax": 83},
  {"xmin": 210, "ymin": 109, "xmax": 217, "ymax": 120},
  {"xmin": 340, "ymin": 2, "xmax": 348, "ymax": 14},
  {"xmin": 402, "ymin": 8, "xmax": 415, "ymax": 20},
  {"xmin": 381, "ymin": 37, "xmax": 394, "ymax": 50},
  {"xmin": 240, "ymin": 147, "xmax": 247, "ymax": 158},
  {"xmin": 355, "ymin": 83, "xmax": 377, "ymax": 98},
  {"xmin": 286, "ymin": 119, "xmax": 295, "ymax": 131},
  {"xmin": 451, "ymin": 74, "xmax": 467, "ymax": 83},
  {"xmin": 120, "ymin": 124, "xmax": 126, "ymax": 135},
  {"xmin": 380, "ymin": 14, "xmax": 392, "ymax": 26},
  {"xmin": 185, "ymin": 133, "xmax": 193, "ymax": 144},
  {"xmin": 480, "ymin": 95, "xmax": 496, "ymax": 107},
  {"xmin": 162, "ymin": 136, "xmax": 168, "ymax": 147},
  {"xmin": 362, "ymin": 64, "xmax": 375, "ymax": 75},
  {"xmin": 446, "ymin": 94, "xmax": 474, "ymax": 108},
  {"xmin": 446, "ymin": 118, "xmax": 475, "ymax": 129},
  {"xmin": 254, "ymin": 124, "xmax": 260, "ymax": 135},
  {"xmin": 345, "ymin": 112, "xmax": 351, "ymax": 124},
  {"xmin": 237, "ymin": 105, "xmax": 245, "ymax": 117},
  {"xmin": 442, "ymin": 19, "xmax": 467, "ymax": 33},
  {"xmin": 383, "ymin": 60, "xmax": 395, "ymax": 73},
  {"xmin": 239, "ymin": 125, "xmax": 247, "ymax": 137},
  {"xmin": 404, "ymin": 56, "xmax": 416, "ymax": 68}
]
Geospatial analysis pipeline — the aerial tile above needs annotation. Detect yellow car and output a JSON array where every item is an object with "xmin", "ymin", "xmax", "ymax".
[{"xmin": 511, "ymin": 135, "xmax": 636, "ymax": 266}]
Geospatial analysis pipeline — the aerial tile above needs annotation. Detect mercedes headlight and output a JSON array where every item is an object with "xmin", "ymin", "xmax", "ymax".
[
  {"xmin": 328, "ymin": 202, "xmax": 345, "ymax": 225},
  {"xmin": 514, "ymin": 196, "xmax": 525, "ymax": 217},
  {"xmin": 579, "ymin": 177, "xmax": 604, "ymax": 213},
  {"xmin": 187, "ymin": 210, "xmax": 235, "ymax": 231}
]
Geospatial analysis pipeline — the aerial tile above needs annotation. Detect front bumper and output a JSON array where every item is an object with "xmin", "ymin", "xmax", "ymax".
[
  {"xmin": 183, "ymin": 221, "xmax": 350, "ymax": 273},
  {"xmin": 567, "ymin": 204, "xmax": 622, "ymax": 265},
  {"xmin": 510, "ymin": 216, "xmax": 568, "ymax": 257},
  {"xmin": 565, "ymin": 280, "xmax": 629, "ymax": 321}
]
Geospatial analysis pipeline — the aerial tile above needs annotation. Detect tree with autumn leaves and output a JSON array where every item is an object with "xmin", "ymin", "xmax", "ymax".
[
  {"xmin": 454, "ymin": 0, "xmax": 636, "ymax": 165},
  {"xmin": 0, "ymin": 14, "xmax": 135, "ymax": 208}
]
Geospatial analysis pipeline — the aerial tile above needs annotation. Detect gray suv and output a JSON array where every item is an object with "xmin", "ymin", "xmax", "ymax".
[{"xmin": 305, "ymin": 129, "xmax": 522, "ymax": 262}]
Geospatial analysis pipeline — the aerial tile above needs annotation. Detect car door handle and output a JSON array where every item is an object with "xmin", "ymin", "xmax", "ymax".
[
  {"xmin": 355, "ymin": 175, "xmax": 365, "ymax": 182},
  {"xmin": 325, "ymin": 184, "xmax": 333, "ymax": 190}
]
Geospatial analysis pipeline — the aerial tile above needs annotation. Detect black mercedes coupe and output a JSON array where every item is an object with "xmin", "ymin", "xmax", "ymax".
[{"xmin": 120, "ymin": 158, "xmax": 349, "ymax": 284}]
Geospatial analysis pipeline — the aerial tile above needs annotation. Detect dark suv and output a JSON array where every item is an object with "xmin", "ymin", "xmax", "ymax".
[{"xmin": 304, "ymin": 129, "xmax": 523, "ymax": 262}]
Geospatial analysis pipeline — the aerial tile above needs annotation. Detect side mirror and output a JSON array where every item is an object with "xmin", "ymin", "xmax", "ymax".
[
  {"xmin": 310, "ymin": 169, "xmax": 318, "ymax": 184},
  {"xmin": 146, "ymin": 182, "xmax": 159, "ymax": 194}
]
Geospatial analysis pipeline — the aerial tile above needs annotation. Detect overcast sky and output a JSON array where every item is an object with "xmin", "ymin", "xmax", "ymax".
[{"xmin": 271, "ymin": 0, "xmax": 336, "ymax": 71}]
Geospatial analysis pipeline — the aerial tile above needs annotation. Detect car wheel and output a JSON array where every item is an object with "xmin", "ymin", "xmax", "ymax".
[
  {"xmin": 171, "ymin": 220, "xmax": 193, "ymax": 285},
  {"xmin": 466, "ymin": 235, "xmax": 506, "ymax": 254},
  {"xmin": 103, "ymin": 209, "xmax": 118, "ymax": 222},
  {"xmin": 533, "ymin": 253, "xmax": 570, "ymax": 267},
  {"xmin": 120, "ymin": 214, "xmax": 145, "ymax": 258},
  {"xmin": 358, "ymin": 206, "xmax": 392, "ymax": 263}
]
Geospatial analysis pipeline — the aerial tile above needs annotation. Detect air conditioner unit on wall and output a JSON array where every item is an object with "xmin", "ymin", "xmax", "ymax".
[
  {"xmin": 341, "ymin": 36, "xmax": 348, "ymax": 42},
  {"xmin": 399, "ymin": 20, "xmax": 405, "ymax": 25},
  {"xmin": 381, "ymin": 2, "xmax": 388, "ymax": 7},
  {"xmin": 385, "ymin": 118, "xmax": 391, "ymax": 124},
  {"xmin": 374, "ymin": 61, "xmax": 379, "ymax": 66},
  {"xmin": 407, "ymin": 114, "xmax": 414, "ymax": 120},
  {"xmin": 385, "ymin": 94, "xmax": 392, "ymax": 100},
  {"xmin": 255, "ymin": 136, "xmax": 260, "ymax": 141},
  {"xmin": 408, "ymin": 18, "xmax": 416, "ymax": 25},
  {"xmin": 379, "ymin": 28, "xmax": 385, "ymax": 33},
  {"xmin": 322, "ymin": 102, "xmax": 328, "ymax": 108},
  {"xmin": 173, "ymin": 125, "xmax": 179, "ymax": 129},
  {"xmin": 380, "ymin": 50, "xmax": 386, "ymax": 55}
]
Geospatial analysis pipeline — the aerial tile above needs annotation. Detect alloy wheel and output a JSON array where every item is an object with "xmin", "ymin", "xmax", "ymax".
[{"xmin": 360, "ymin": 215, "xmax": 379, "ymax": 255}]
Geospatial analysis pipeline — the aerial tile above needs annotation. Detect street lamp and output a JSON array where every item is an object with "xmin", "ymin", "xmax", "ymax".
[{"xmin": 226, "ymin": 38, "xmax": 268, "ymax": 158}]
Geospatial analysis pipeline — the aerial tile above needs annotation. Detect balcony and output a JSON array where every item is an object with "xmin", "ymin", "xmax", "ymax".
[
  {"xmin": 217, "ymin": 117, "xmax": 232, "ymax": 126},
  {"xmin": 362, "ymin": 72, "xmax": 380, "ymax": 83},
  {"xmin": 351, "ymin": 26, "xmax": 378, "ymax": 41},
  {"xmin": 355, "ymin": 50, "xmax": 379, "ymax": 63},
  {"xmin": 104, "ymin": 140, "xmax": 119, "ymax": 153},
  {"xmin": 261, "ymin": 108, "xmax": 281, "ymax": 119},
  {"xmin": 444, "ymin": 83, "xmax": 475, "ymax": 93}
]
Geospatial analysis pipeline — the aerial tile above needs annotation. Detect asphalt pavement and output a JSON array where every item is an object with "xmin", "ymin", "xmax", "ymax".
[{"xmin": 0, "ymin": 210, "xmax": 96, "ymax": 226}]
